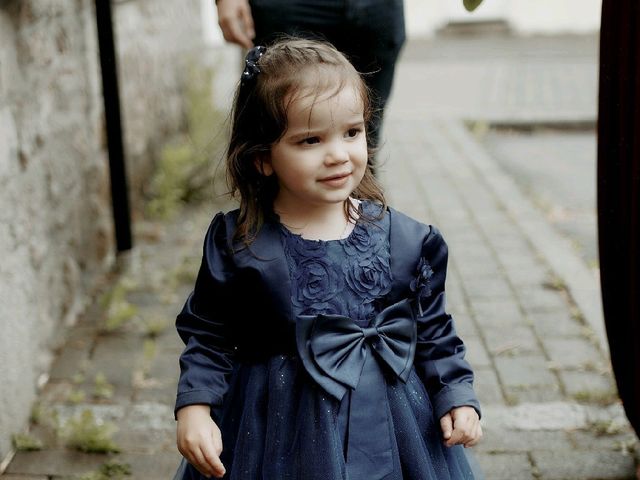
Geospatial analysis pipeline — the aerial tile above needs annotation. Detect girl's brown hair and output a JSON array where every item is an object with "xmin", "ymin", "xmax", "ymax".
[{"xmin": 226, "ymin": 37, "xmax": 386, "ymax": 246}]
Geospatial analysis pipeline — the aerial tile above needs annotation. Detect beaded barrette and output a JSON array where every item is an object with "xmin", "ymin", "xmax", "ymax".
[{"xmin": 241, "ymin": 45, "xmax": 266, "ymax": 85}]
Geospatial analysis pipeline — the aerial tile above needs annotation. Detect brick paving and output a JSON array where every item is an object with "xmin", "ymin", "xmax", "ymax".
[{"xmin": 3, "ymin": 33, "xmax": 638, "ymax": 479}]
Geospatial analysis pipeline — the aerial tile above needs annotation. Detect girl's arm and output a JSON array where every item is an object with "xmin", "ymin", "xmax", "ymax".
[
  {"xmin": 175, "ymin": 213, "xmax": 236, "ymax": 475},
  {"xmin": 413, "ymin": 226, "xmax": 481, "ymax": 423},
  {"xmin": 175, "ymin": 213, "xmax": 236, "ymax": 414}
]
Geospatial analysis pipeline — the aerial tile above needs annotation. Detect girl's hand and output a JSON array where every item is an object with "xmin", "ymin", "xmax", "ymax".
[
  {"xmin": 440, "ymin": 406, "xmax": 482, "ymax": 448},
  {"xmin": 177, "ymin": 404, "xmax": 226, "ymax": 478}
]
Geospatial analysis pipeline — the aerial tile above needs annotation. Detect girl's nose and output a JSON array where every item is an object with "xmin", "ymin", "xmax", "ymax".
[{"xmin": 325, "ymin": 141, "xmax": 349, "ymax": 164}]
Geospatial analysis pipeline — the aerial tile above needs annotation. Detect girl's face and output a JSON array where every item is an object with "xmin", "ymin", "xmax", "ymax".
[{"xmin": 261, "ymin": 84, "xmax": 368, "ymax": 214}]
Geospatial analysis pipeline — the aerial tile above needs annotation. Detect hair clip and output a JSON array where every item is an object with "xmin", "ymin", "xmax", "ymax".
[{"xmin": 241, "ymin": 46, "xmax": 267, "ymax": 85}]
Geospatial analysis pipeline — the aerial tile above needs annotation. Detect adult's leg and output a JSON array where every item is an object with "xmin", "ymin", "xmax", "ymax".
[{"xmin": 334, "ymin": 0, "xmax": 405, "ymax": 150}]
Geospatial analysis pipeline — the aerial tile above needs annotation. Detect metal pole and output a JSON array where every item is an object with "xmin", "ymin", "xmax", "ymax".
[{"xmin": 94, "ymin": 0, "xmax": 132, "ymax": 252}]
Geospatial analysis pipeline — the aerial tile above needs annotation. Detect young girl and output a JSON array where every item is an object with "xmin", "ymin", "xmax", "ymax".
[{"xmin": 173, "ymin": 38, "xmax": 482, "ymax": 480}]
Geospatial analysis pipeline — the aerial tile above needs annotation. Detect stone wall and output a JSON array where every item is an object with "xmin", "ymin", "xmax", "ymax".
[
  {"xmin": 0, "ymin": 0, "xmax": 109, "ymax": 462},
  {"xmin": 0, "ymin": 0, "xmax": 218, "ymax": 463}
]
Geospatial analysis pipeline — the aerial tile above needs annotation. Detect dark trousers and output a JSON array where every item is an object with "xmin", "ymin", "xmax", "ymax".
[{"xmin": 249, "ymin": 0, "xmax": 405, "ymax": 151}]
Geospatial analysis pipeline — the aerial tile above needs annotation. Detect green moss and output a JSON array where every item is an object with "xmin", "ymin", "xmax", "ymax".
[
  {"xmin": 12, "ymin": 432, "xmax": 44, "ymax": 451},
  {"xmin": 67, "ymin": 388, "xmax": 87, "ymax": 404},
  {"xmin": 504, "ymin": 392, "xmax": 520, "ymax": 406},
  {"xmin": 76, "ymin": 462, "xmax": 132, "ymax": 480},
  {"xmin": 93, "ymin": 373, "xmax": 115, "ymax": 400},
  {"xmin": 98, "ymin": 460, "xmax": 132, "ymax": 477},
  {"xmin": 587, "ymin": 419, "xmax": 628, "ymax": 437},
  {"xmin": 104, "ymin": 301, "xmax": 138, "ymax": 332},
  {"xmin": 30, "ymin": 402, "xmax": 59, "ymax": 430},
  {"xmin": 61, "ymin": 410, "xmax": 120, "ymax": 454},
  {"xmin": 542, "ymin": 274, "xmax": 567, "ymax": 291},
  {"xmin": 573, "ymin": 388, "xmax": 620, "ymax": 406},
  {"xmin": 99, "ymin": 279, "xmax": 140, "ymax": 332}
]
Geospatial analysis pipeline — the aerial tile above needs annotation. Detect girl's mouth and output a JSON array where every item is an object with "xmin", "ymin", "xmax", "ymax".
[{"xmin": 319, "ymin": 172, "xmax": 351, "ymax": 187}]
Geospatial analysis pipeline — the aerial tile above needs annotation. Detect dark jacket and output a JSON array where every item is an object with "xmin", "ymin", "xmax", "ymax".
[{"xmin": 175, "ymin": 205, "xmax": 480, "ymax": 422}]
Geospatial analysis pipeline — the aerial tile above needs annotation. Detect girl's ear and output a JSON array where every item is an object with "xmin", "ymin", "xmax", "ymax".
[{"xmin": 254, "ymin": 154, "xmax": 274, "ymax": 177}]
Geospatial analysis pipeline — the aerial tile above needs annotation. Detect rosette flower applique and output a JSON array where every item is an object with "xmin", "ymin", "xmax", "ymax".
[{"xmin": 410, "ymin": 257, "xmax": 434, "ymax": 316}]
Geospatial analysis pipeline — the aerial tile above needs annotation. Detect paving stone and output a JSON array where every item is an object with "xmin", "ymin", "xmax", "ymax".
[
  {"xmin": 469, "ymin": 299, "xmax": 526, "ymax": 329},
  {"xmin": 113, "ymin": 427, "xmax": 175, "ymax": 453},
  {"xmin": 528, "ymin": 311, "xmax": 585, "ymax": 337},
  {"xmin": 474, "ymin": 367, "xmax": 505, "ymax": 405},
  {"xmin": 502, "ymin": 260, "xmax": 551, "ymax": 286},
  {"xmin": 146, "ymin": 348, "xmax": 180, "ymax": 383},
  {"xmin": 48, "ymin": 341, "xmax": 92, "ymax": 381},
  {"xmin": 494, "ymin": 355, "xmax": 558, "ymax": 389},
  {"xmin": 460, "ymin": 276, "xmax": 513, "ymax": 300},
  {"xmin": 483, "ymin": 325, "xmax": 541, "ymax": 357},
  {"xmin": 156, "ymin": 328, "xmax": 186, "ymax": 353},
  {"xmin": 503, "ymin": 384, "xmax": 564, "ymax": 404},
  {"xmin": 452, "ymin": 243, "xmax": 494, "ymax": 263},
  {"xmin": 482, "ymin": 402, "xmax": 627, "ymax": 432},
  {"xmin": 463, "ymin": 336, "xmax": 492, "ymax": 369},
  {"xmin": 558, "ymin": 369, "xmax": 617, "ymax": 400},
  {"xmin": 117, "ymin": 451, "xmax": 183, "ymax": 478},
  {"xmin": 133, "ymin": 377, "xmax": 178, "ymax": 407},
  {"xmin": 476, "ymin": 428, "xmax": 571, "ymax": 453},
  {"xmin": 517, "ymin": 287, "xmax": 569, "ymax": 313},
  {"xmin": 451, "ymin": 313, "xmax": 479, "ymax": 338},
  {"xmin": 532, "ymin": 450, "xmax": 636, "ymax": 480},
  {"xmin": 87, "ymin": 335, "xmax": 147, "ymax": 388},
  {"xmin": 568, "ymin": 430, "xmax": 638, "ymax": 453},
  {"xmin": 475, "ymin": 452, "xmax": 534, "ymax": 480},
  {"xmin": 5, "ymin": 450, "xmax": 106, "ymax": 475},
  {"xmin": 452, "ymin": 257, "xmax": 502, "ymax": 280},
  {"xmin": 486, "ymin": 235, "xmax": 531, "ymax": 255},
  {"xmin": 543, "ymin": 337, "xmax": 603, "ymax": 369}
]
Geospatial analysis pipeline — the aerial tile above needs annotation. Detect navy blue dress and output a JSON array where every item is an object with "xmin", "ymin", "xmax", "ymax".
[{"xmin": 174, "ymin": 202, "xmax": 480, "ymax": 479}]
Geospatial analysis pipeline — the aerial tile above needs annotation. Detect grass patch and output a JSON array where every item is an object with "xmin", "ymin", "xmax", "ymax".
[
  {"xmin": 587, "ymin": 419, "xmax": 628, "ymax": 437},
  {"xmin": 542, "ymin": 274, "xmax": 567, "ymax": 291},
  {"xmin": 61, "ymin": 410, "xmax": 120, "ymax": 454},
  {"xmin": 573, "ymin": 388, "xmax": 620, "ymax": 406},
  {"xmin": 145, "ymin": 63, "xmax": 226, "ymax": 219},
  {"xmin": 77, "ymin": 460, "xmax": 132, "ymax": 480},
  {"xmin": 12, "ymin": 433, "xmax": 44, "ymax": 451},
  {"xmin": 67, "ymin": 388, "xmax": 87, "ymax": 404},
  {"xmin": 99, "ymin": 279, "xmax": 140, "ymax": 332},
  {"xmin": 93, "ymin": 373, "xmax": 115, "ymax": 400}
]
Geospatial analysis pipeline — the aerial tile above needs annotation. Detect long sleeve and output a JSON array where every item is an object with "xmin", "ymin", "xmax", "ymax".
[
  {"xmin": 412, "ymin": 226, "xmax": 481, "ymax": 421},
  {"xmin": 175, "ymin": 213, "xmax": 236, "ymax": 416}
]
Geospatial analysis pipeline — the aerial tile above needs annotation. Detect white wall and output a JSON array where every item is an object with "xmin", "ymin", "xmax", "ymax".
[{"xmin": 405, "ymin": 0, "xmax": 602, "ymax": 37}]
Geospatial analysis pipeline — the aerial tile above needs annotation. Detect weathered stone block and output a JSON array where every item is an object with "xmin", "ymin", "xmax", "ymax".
[
  {"xmin": 475, "ymin": 452, "xmax": 534, "ymax": 480},
  {"xmin": 532, "ymin": 450, "xmax": 636, "ymax": 480}
]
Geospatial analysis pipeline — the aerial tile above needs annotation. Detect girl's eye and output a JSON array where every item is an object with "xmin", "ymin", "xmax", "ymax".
[
  {"xmin": 347, "ymin": 128, "xmax": 362, "ymax": 138},
  {"xmin": 301, "ymin": 137, "xmax": 320, "ymax": 145}
]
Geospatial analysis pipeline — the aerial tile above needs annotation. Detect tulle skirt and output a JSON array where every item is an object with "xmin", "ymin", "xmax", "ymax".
[{"xmin": 174, "ymin": 355, "xmax": 476, "ymax": 480}]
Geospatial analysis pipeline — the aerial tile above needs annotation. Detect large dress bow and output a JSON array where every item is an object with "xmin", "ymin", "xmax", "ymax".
[{"xmin": 296, "ymin": 299, "xmax": 417, "ymax": 480}]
